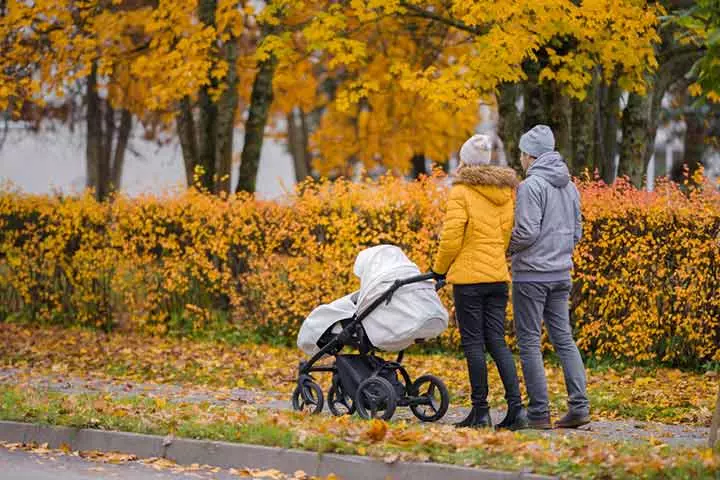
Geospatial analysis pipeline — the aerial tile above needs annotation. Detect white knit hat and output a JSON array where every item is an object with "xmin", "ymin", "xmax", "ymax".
[{"xmin": 459, "ymin": 134, "xmax": 493, "ymax": 166}]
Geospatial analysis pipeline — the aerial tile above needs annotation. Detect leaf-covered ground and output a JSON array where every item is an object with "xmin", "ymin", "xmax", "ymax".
[
  {"xmin": 0, "ymin": 324, "xmax": 718, "ymax": 479},
  {"xmin": 0, "ymin": 324, "xmax": 715, "ymax": 427},
  {"xmin": 0, "ymin": 384, "xmax": 718, "ymax": 479}
]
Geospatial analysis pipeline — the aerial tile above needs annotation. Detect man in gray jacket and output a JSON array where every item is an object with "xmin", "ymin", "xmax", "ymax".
[{"xmin": 509, "ymin": 125, "xmax": 590, "ymax": 429}]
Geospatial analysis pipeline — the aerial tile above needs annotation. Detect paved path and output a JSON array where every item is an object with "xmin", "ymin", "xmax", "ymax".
[
  {"xmin": 0, "ymin": 444, "xmax": 278, "ymax": 479},
  {"xmin": 0, "ymin": 368, "xmax": 709, "ymax": 447}
]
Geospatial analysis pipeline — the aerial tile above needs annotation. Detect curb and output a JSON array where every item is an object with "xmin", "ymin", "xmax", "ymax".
[{"xmin": 0, "ymin": 421, "xmax": 554, "ymax": 480}]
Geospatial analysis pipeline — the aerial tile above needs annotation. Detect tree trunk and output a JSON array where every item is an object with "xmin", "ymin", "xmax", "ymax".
[
  {"xmin": 196, "ymin": 0, "xmax": 219, "ymax": 192},
  {"xmin": 675, "ymin": 112, "xmax": 706, "ymax": 182},
  {"xmin": 98, "ymin": 99, "xmax": 115, "ymax": 200},
  {"xmin": 595, "ymin": 77, "xmax": 621, "ymax": 184},
  {"xmin": 110, "ymin": 108, "xmax": 132, "ymax": 192},
  {"xmin": 497, "ymin": 83, "xmax": 522, "ymax": 172},
  {"xmin": 618, "ymin": 92, "xmax": 652, "ymax": 187},
  {"xmin": 86, "ymin": 65, "xmax": 133, "ymax": 200},
  {"xmin": 549, "ymin": 83, "xmax": 572, "ymax": 162},
  {"xmin": 571, "ymin": 92, "xmax": 595, "ymax": 177},
  {"xmin": 523, "ymin": 77, "xmax": 546, "ymax": 131},
  {"xmin": 214, "ymin": 39, "xmax": 239, "ymax": 195},
  {"xmin": 287, "ymin": 108, "xmax": 311, "ymax": 182},
  {"xmin": 299, "ymin": 108, "xmax": 312, "ymax": 177},
  {"xmin": 236, "ymin": 53, "xmax": 278, "ymax": 193},
  {"xmin": 410, "ymin": 154, "xmax": 427, "ymax": 178},
  {"xmin": 197, "ymin": 88, "xmax": 218, "ymax": 192},
  {"xmin": 176, "ymin": 0, "xmax": 240, "ymax": 196},
  {"xmin": 86, "ymin": 62, "xmax": 102, "ymax": 201},
  {"xmin": 177, "ymin": 96, "xmax": 199, "ymax": 185},
  {"xmin": 711, "ymin": 385, "xmax": 720, "ymax": 448},
  {"xmin": 636, "ymin": 37, "xmax": 704, "ymax": 184}
]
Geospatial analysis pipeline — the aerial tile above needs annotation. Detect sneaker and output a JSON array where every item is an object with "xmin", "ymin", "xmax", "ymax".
[
  {"xmin": 527, "ymin": 415, "xmax": 553, "ymax": 430},
  {"xmin": 554, "ymin": 412, "xmax": 591, "ymax": 429},
  {"xmin": 454, "ymin": 406, "xmax": 492, "ymax": 429},
  {"xmin": 496, "ymin": 406, "xmax": 529, "ymax": 431}
]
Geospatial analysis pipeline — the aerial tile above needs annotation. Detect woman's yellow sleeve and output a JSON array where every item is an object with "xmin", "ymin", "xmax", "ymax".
[{"xmin": 432, "ymin": 186, "xmax": 468, "ymax": 275}]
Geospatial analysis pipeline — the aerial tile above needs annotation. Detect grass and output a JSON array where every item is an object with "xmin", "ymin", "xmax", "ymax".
[{"xmin": 0, "ymin": 384, "xmax": 718, "ymax": 479}]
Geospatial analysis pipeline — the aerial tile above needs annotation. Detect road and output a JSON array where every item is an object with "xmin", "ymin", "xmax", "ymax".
[{"xmin": 0, "ymin": 446, "xmax": 280, "ymax": 480}]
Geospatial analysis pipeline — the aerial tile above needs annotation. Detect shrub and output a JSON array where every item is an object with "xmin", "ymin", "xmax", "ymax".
[{"xmin": 0, "ymin": 173, "xmax": 718, "ymax": 366}]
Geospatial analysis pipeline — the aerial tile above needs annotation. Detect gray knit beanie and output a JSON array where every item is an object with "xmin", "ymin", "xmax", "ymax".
[
  {"xmin": 519, "ymin": 125, "xmax": 555, "ymax": 158},
  {"xmin": 459, "ymin": 134, "xmax": 493, "ymax": 166}
]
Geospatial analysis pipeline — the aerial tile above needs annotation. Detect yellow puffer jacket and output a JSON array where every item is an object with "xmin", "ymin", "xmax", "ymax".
[{"xmin": 432, "ymin": 165, "xmax": 519, "ymax": 285}]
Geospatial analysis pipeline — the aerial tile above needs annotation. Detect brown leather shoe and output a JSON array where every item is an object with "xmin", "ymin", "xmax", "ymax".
[
  {"xmin": 527, "ymin": 416, "xmax": 552, "ymax": 430},
  {"xmin": 554, "ymin": 412, "xmax": 591, "ymax": 429}
]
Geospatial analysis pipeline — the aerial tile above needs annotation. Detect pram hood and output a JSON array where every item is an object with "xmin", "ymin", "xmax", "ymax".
[{"xmin": 297, "ymin": 245, "xmax": 449, "ymax": 355}]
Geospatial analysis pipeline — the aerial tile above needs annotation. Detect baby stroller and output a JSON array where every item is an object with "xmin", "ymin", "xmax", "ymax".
[{"xmin": 292, "ymin": 246, "xmax": 451, "ymax": 422}]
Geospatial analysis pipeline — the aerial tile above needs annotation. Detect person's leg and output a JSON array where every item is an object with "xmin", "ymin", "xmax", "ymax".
[
  {"xmin": 453, "ymin": 284, "xmax": 489, "ymax": 410},
  {"xmin": 482, "ymin": 282, "xmax": 522, "ymax": 410},
  {"xmin": 513, "ymin": 282, "xmax": 551, "ymax": 422},
  {"xmin": 543, "ymin": 281, "xmax": 590, "ymax": 419}
]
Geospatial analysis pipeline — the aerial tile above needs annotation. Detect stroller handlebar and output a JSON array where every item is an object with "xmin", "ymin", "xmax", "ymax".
[{"xmin": 394, "ymin": 272, "xmax": 446, "ymax": 291}]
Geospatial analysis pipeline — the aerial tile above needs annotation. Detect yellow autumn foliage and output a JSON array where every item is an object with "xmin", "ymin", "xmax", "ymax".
[{"xmin": 0, "ymin": 173, "xmax": 718, "ymax": 366}]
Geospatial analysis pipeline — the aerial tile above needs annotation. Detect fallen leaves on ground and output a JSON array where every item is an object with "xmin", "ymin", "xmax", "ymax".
[
  {"xmin": 0, "ymin": 387, "xmax": 718, "ymax": 480},
  {"xmin": 0, "ymin": 324, "xmax": 716, "ymax": 426},
  {"xmin": 365, "ymin": 419, "xmax": 388, "ymax": 442}
]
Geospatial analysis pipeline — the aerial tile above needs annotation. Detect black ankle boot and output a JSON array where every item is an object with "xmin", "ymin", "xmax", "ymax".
[
  {"xmin": 496, "ymin": 406, "xmax": 529, "ymax": 431},
  {"xmin": 473, "ymin": 408, "xmax": 492, "ymax": 428},
  {"xmin": 454, "ymin": 406, "xmax": 477, "ymax": 428},
  {"xmin": 454, "ymin": 406, "xmax": 492, "ymax": 428}
]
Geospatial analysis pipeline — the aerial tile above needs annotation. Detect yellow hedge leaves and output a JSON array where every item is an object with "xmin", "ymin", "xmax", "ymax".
[{"xmin": 0, "ymin": 173, "xmax": 718, "ymax": 366}]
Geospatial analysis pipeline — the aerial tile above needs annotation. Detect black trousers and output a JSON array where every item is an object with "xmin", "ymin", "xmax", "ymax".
[{"xmin": 453, "ymin": 282, "xmax": 523, "ymax": 410}]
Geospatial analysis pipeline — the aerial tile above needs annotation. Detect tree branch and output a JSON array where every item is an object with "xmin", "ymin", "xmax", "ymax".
[{"xmin": 399, "ymin": 2, "xmax": 489, "ymax": 36}]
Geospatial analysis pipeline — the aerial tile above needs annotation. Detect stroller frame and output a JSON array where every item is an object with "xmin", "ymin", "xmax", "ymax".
[{"xmin": 293, "ymin": 272, "xmax": 450, "ymax": 421}]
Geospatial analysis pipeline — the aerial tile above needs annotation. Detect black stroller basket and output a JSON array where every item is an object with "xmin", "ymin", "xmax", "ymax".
[{"xmin": 292, "ymin": 272, "xmax": 450, "ymax": 422}]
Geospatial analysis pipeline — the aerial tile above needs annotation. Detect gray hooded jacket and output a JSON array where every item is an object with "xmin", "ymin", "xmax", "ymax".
[{"xmin": 509, "ymin": 151, "xmax": 582, "ymax": 282}]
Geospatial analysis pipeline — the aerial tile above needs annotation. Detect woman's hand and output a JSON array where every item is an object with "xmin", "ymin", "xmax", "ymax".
[{"xmin": 430, "ymin": 269, "xmax": 446, "ymax": 282}]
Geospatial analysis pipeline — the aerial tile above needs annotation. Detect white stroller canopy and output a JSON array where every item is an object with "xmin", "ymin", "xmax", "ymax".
[{"xmin": 297, "ymin": 245, "xmax": 449, "ymax": 355}]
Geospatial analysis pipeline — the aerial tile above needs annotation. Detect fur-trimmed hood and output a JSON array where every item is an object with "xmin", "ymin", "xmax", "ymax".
[
  {"xmin": 453, "ymin": 165, "xmax": 519, "ymax": 188},
  {"xmin": 453, "ymin": 165, "xmax": 519, "ymax": 206}
]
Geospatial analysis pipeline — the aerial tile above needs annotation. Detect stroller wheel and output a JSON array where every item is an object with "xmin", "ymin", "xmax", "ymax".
[
  {"xmin": 292, "ymin": 380, "xmax": 324, "ymax": 415},
  {"xmin": 355, "ymin": 376, "xmax": 397, "ymax": 421},
  {"xmin": 410, "ymin": 375, "xmax": 449, "ymax": 422},
  {"xmin": 328, "ymin": 379, "xmax": 355, "ymax": 416}
]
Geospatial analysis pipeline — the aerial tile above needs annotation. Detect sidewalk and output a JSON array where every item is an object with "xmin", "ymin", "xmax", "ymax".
[
  {"xmin": 1, "ymin": 441, "xmax": 281, "ymax": 480},
  {"xmin": 0, "ymin": 423, "xmax": 551, "ymax": 480}
]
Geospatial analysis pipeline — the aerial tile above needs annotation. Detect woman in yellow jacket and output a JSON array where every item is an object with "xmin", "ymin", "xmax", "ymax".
[{"xmin": 432, "ymin": 134, "xmax": 528, "ymax": 430}]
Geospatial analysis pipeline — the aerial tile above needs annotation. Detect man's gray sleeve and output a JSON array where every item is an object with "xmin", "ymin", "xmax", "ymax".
[
  {"xmin": 509, "ymin": 180, "xmax": 543, "ymax": 254},
  {"xmin": 573, "ymin": 184, "xmax": 582, "ymax": 246}
]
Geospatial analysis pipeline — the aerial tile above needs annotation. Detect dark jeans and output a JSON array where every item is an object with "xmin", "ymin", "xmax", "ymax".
[
  {"xmin": 513, "ymin": 281, "xmax": 590, "ymax": 420},
  {"xmin": 453, "ymin": 282, "xmax": 523, "ymax": 410}
]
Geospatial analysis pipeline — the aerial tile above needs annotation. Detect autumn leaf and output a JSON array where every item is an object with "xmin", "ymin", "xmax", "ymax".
[{"xmin": 364, "ymin": 419, "xmax": 388, "ymax": 442}]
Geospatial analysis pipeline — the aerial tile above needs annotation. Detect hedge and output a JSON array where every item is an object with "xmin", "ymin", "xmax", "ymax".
[{"xmin": 0, "ymin": 173, "xmax": 718, "ymax": 366}]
